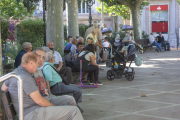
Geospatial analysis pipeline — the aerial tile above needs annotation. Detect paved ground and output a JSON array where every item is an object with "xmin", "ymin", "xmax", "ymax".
[{"xmin": 79, "ymin": 49, "xmax": 180, "ymax": 120}]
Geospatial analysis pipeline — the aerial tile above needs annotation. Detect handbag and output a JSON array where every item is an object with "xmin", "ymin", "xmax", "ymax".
[
  {"xmin": 43, "ymin": 64, "xmax": 71, "ymax": 85},
  {"xmin": 135, "ymin": 56, "xmax": 143, "ymax": 66}
]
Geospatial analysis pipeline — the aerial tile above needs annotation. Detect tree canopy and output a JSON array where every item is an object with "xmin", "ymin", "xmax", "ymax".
[
  {"xmin": 0, "ymin": 0, "xmax": 34, "ymax": 20},
  {"xmin": 99, "ymin": 0, "xmax": 149, "ymax": 39},
  {"xmin": 96, "ymin": 1, "xmax": 130, "ymax": 21}
]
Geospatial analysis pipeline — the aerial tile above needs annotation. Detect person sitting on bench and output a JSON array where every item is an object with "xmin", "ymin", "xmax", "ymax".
[
  {"xmin": 156, "ymin": 32, "xmax": 171, "ymax": 51},
  {"xmin": 149, "ymin": 33, "xmax": 164, "ymax": 52},
  {"xmin": 74, "ymin": 44, "xmax": 103, "ymax": 85},
  {"xmin": 33, "ymin": 47, "xmax": 76, "ymax": 100},
  {"xmin": 118, "ymin": 31, "xmax": 132, "ymax": 51},
  {"xmin": 1, "ymin": 52, "xmax": 84, "ymax": 120},
  {"xmin": 42, "ymin": 52, "xmax": 82, "ymax": 105},
  {"xmin": 47, "ymin": 41, "xmax": 73, "ymax": 83}
]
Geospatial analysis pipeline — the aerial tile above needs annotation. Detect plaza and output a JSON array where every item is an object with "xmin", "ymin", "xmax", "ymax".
[{"xmin": 80, "ymin": 49, "xmax": 180, "ymax": 120}]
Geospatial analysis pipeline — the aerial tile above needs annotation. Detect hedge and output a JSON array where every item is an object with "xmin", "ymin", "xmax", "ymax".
[{"xmin": 16, "ymin": 19, "xmax": 44, "ymax": 49}]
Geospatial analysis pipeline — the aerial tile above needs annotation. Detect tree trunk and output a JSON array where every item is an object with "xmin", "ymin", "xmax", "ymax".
[
  {"xmin": 131, "ymin": 6, "xmax": 142, "ymax": 39},
  {"xmin": 0, "ymin": 1, "xmax": 6, "ymax": 119},
  {"xmin": 101, "ymin": 2, "xmax": 104, "ymax": 27},
  {"xmin": 46, "ymin": 0, "xmax": 64, "ymax": 55},
  {"xmin": 111, "ymin": 16, "xmax": 115, "ymax": 37},
  {"xmin": 66, "ymin": 0, "xmax": 79, "ymax": 37}
]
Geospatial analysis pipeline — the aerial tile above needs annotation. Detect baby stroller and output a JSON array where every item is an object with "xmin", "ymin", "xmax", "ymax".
[{"xmin": 106, "ymin": 43, "xmax": 139, "ymax": 81}]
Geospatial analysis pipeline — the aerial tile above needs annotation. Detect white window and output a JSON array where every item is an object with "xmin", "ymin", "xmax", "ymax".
[
  {"xmin": 151, "ymin": 10, "xmax": 168, "ymax": 21},
  {"xmin": 78, "ymin": 1, "xmax": 89, "ymax": 14}
]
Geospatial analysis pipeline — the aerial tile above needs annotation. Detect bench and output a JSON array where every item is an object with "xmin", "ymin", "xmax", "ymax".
[
  {"xmin": 62, "ymin": 52, "xmax": 80, "ymax": 82},
  {"xmin": 2, "ymin": 91, "xmax": 17, "ymax": 120},
  {"xmin": 135, "ymin": 39, "xmax": 164, "ymax": 52}
]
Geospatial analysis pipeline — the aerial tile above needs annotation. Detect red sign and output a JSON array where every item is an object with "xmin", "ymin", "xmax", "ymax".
[
  {"xmin": 152, "ymin": 22, "xmax": 168, "ymax": 32},
  {"xmin": 150, "ymin": 5, "xmax": 168, "ymax": 11}
]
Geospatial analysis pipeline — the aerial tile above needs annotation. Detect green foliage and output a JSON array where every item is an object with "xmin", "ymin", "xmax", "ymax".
[
  {"xmin": 96, "ymin": 2, "xmax": 130, "ymax": 20},
  {"xmin": 79, "ymin": 24, "xmax": 89, "ymax": 38},
  {"xmin": 140, "ymin": 1, "xmax": 150, "ymax": 11},
  {"xmin": 96, "ymin": 0, "xmax": 149, "ymax": 19},
  {"xmin": 22, "ymin": 0, "xmax": 40, "ymax": 12},
  {"xmin": 3, "ymin": 43, "xmax": 22, "ymax": 68},
  {"xmin": 107, "ymin": 31, "xmax": 126, "ymax": 44},
  {"xmin": 0, "ymin": 0, "xmax": 33, "ymax": 20},
  {"xmin": 1, "ymin": 20, "xmax": 10, "ymax": 45},
  {"xmin": 177, "ymin": 0, "xmax": 180, "ymax": 5},
  {"xmin": 142, "ymin": 31, "xmax": 149, "ymax": 39},
  {"xmin": 64, "ymin": 25, "xmax": 89, "ymax": 40},
  {"xmin": 16, "ymin": 19, "xmax": 44, "ymax": 48}
]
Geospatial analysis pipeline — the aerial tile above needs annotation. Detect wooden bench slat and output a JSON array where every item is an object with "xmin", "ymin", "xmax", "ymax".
[{"xmin": 2, "ymin": 91, "xmax": 16, "ymax": 120}]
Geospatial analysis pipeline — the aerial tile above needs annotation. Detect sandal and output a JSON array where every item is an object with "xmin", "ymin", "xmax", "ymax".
[{"xmin": 82, "ymin": 78, "xmax": 88, "ymax": 83}]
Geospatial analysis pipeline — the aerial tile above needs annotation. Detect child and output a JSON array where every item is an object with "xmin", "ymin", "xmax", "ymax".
[{"xmin": 103, "ymin": 37, "xmax": 110, "ymax": 47}]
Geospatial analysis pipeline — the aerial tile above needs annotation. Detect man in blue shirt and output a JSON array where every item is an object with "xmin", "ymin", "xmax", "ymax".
[
  {"xmin": 65, "ymin": 36, "xmax": 72, "ymax": 50},
  {"xmin": 14, "ymin": 42, "xmax": 33, "ymax": 68}
]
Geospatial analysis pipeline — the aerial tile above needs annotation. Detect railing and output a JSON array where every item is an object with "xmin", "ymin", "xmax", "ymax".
[{"xmin": 0, "ymin": 72, "xmax": 24, "ymax": 120}]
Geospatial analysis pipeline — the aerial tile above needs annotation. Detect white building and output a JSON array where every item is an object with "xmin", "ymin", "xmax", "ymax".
[{"xmin": 141, "ymin": 0, "xmax": 179, "ymax": 48}]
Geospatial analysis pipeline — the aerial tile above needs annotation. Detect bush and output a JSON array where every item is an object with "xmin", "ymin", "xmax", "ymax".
[
  {"xmin": 64, "ymin": 25, "xmax": 89, "ymax": 41},
  {"xmin": 107, "ymin": 31, "xmax": 127, "ymax": 44},
  {"xmin": 1, "ymin": 20, "xmax": 10, "ymax": 44},
  {"xmin": 142, "ymin": 31, "xmax": 149, "ymax": 39},
  {"xmin": 16, "ymin": 19, "xmax": 44, "ymax": 49}
]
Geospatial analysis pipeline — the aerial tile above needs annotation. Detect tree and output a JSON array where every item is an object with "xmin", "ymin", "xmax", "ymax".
[
  {"xmin": 66, "ymin": 0, "xmax": 79, "ymax": 37},
  {"xmin": 96, "ymin": 2, "xmax": 130, "ymax": 22},
  {"xmin": 0, "ymin": 0, "xmax": 34, "ymax": 20},
  {"xmin": 46, "ymin": 0, "xmax": 64, "ymax": 55},
  {"xmin": 99, "ymin": 0, "xmax": 149, "ymax": 39}
]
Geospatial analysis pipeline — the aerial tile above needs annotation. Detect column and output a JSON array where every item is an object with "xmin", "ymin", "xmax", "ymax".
[{"xmin": 169, "ymin": 0, "xmax": 177, "ymax": 48}]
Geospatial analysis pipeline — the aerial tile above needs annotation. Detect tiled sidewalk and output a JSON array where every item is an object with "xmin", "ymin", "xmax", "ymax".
[{"xmin": 80, "ymin": 49, "xmax": 180, "ymax": 120}]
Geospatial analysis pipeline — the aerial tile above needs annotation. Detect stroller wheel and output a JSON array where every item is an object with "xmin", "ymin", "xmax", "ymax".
[
  {"xmin": 107, "ymin": 70, "xmax": 115, "ymax": 81},
  {"xmin": 125, "ymin": 74, "xmax": 134, "ymax": 81},
  {"xmin": 115, "ymin": 71, "xmax": 122, "ymax": 79}
]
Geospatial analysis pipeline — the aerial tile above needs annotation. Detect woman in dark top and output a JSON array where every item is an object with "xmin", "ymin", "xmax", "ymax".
[{"xmin": 74, "ymin": 44, "xmax": 103, "ymax": 85}]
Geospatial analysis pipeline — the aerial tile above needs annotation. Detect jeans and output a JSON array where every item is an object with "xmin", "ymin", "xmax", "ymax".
[
  {"xmin": 84, "ymin": 65, "xmax": 99, "ymax": 82},
  {"xmin": 152, "ymin": 41, "xmax": 162, "ymax": 51},
  {"xmin": 51, "ymin": 82, "xmax": 82, "ymax": 103},
  {"xmin": 161, "ymin": 42, "xmax": 170, "ymax": 50}
]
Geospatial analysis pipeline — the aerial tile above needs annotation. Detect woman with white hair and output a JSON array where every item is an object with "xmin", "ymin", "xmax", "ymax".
[
  {"xmin": 42, "ymin": 52, "xmax": 83, "ymax": 106},
  {"xmin": 114, "ymin": 34, "xmax": 121, "ymax": 49}
]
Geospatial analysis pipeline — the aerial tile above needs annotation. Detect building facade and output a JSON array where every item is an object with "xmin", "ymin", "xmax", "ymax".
[{"xmin": 141, "ymin": 0, "xmax": 179, "ymax": 48}]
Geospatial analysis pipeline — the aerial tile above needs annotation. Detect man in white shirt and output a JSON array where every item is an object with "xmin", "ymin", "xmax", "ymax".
[
  {"xmin": 148, "ymin": 33, "xmax": 163, "ymax": 52},
  {"xmin": 47, "ymin": 41, "xmax": 73, "ymax": 83}
]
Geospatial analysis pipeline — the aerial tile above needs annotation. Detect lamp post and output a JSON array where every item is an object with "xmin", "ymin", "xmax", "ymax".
[
  {"xmin": 43, "ymin": 0, "xmax": 46, "ymax": 46},
  {"xmin": 85, "ymin": 0, "xmax": 95, "ymax": 27}
]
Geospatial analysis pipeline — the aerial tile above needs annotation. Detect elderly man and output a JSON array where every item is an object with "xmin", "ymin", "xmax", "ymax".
[
  {"xmin": 117, "ymin": 31, "xmax": 132, "ymax": 51},
  {"xmin": 42, "ymin": 52, "xmax": 83, "ymax": 112},
  {"xmin": 122, "ymin": 31, "xmax": 132, "ymax": 45},
  {"xmin": 149, "ymin": 33, "xmax": 163, "ymax": 52},
  {"xmin": 1, "ymin": 52, "xmax": 84, "ymax": 120},
  {"xmin": 77, "ymin": 37, "xmax": 84, "ymax": 43},
  {"xmin": 14, "ymin": 42, "xmax": 32, "ymax": 68},
  {"xmin": 156, "ymin": 32, "xmax": 171, "ymax": 51},
  {"xmin": 33, "ymin": 48, "xmax": 76, "ymax": 103},
  {"xmin": 47, "ymin": 41, "xmax": 73, "ymax": 83}
]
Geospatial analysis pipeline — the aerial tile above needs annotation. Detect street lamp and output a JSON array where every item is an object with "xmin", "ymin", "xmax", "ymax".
[{"xmin": 85, "ymin": 0, "xmax": 95, "ymax": 27}]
